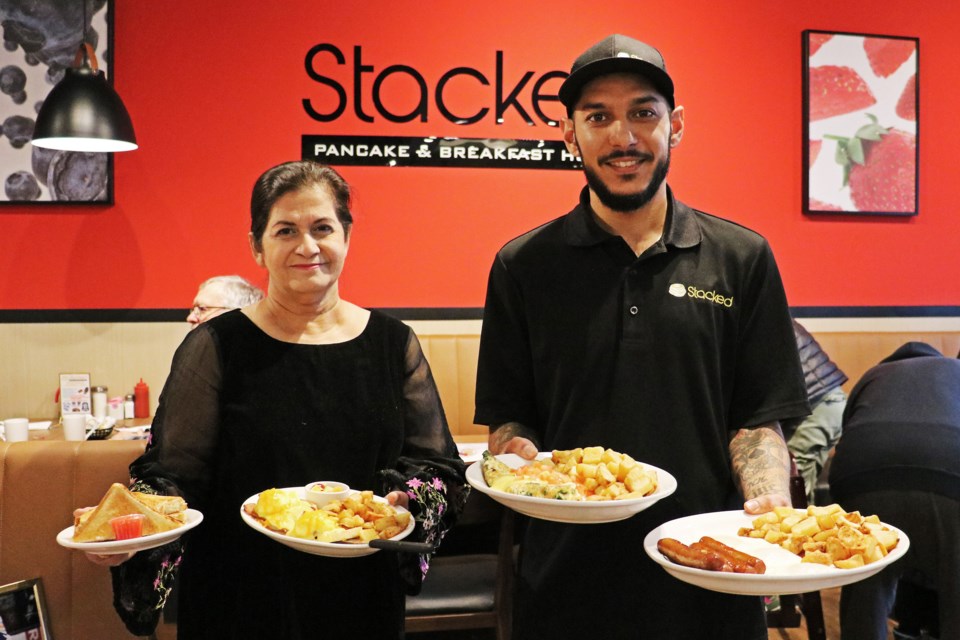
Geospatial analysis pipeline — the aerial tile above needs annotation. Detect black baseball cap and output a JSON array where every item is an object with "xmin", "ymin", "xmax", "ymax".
[{"xmin": 558, "ymin": 34, "xmax": 675, "ymax": 111}]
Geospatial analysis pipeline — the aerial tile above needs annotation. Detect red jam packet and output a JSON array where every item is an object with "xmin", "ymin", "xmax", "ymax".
[{"xmin": 110, "ymin": 513, "xmax": 146, "ymax": 540}]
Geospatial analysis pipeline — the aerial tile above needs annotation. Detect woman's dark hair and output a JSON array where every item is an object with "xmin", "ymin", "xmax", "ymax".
[{"xmin": 250, "ymin": 161, "xmax": 353, "ymax": 251}]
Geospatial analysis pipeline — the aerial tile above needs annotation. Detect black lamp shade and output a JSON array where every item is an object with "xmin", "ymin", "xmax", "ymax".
[{"xmin": 32, "ymin": 66, "xmax": 137, "ymax": 153}]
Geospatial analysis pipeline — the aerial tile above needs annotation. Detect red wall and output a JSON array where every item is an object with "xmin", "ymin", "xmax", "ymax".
[{"xmin": 2, "ymin": 0, "xmax": 958, "ymax": 311}]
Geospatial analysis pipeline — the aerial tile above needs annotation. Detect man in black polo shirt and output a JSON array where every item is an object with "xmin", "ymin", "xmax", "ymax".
[{"xmin": 475, "ymin": 34, "xmax": 809, "ymax": 639}]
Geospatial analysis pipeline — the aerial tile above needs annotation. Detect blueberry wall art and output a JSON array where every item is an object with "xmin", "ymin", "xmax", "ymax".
[
  {"xmin": 0, "ymin": 0, "xmax": 113, "ymax": 204},
  {"xmin": 803, "ymin": 30, "xmax": 918, "ymax": 216}
]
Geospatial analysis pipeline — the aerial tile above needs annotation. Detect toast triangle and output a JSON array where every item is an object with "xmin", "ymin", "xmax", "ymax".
[
  {"xmin": 131, "ymin": 491, "xmax": 187, "ymax": 516},
  {"xmin": 73, "ymin": 483, "xmax": 182, "ymax": 542}
]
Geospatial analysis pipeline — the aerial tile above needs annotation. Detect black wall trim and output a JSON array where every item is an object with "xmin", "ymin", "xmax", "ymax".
[
  {"xmin": 790, "ymin": 306, "xmax": 960, "ymax": 318},
  {"xmin": 0, "ymin": 306, "xmax": 957, "ymax": 324},
  {"xmin": 0, "ymin": 309, "xmax": 191, "ymax": 323}
]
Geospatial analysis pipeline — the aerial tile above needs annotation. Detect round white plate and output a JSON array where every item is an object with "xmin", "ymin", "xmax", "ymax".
[
  {"xmin": 643, "ymin": 510, "xmax": 910, "ymax": 595},
  {"xmin": 456, "ymin": 442, "xmax": 484, "ymax": 464},
  {"xmin": 56, "ymin": 508, "xmax": 203, "ymax": 555},
  {"xmin": 466, "ymin": 453, "xmax": 677, "ymax": 524},
  {"xmin": 240, "ymin": 487, "xmax": 415, "ymax": 558}
]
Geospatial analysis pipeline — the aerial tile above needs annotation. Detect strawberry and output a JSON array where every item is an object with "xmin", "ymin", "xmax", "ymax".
[
  {"xmin": 808, "ymin": 198, "xmax": 843, "ymax": 212},
  {"xmin": 825, "ymin": 115, "xmax": 915, "ymax": 212},
  {"xmin": 808, "ymin": 33, "xmax": 833, "ymax": 57},
  {"xmin": 809, "ymin": 139, "xmax": 822, "ymax": 166},
  {"xmin": 809, "ymin": 66, "xmax": 876, "ymax": 121},
  {"xmin": 896, "ymin": 74, "xmax": 916, "ymax": 121},
  {"xmin": 864, "ymin": 37, "xmax": 915, "ymax": 78}
]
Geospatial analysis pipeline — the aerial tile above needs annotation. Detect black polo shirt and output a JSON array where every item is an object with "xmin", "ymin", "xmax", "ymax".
[
  {"xmin": 474, "ymin": 186, "xmax": 809, "ymax": 637},
  {"xmin": 477, "ymin": 185, "xmax": 807, "ymax": 497}
]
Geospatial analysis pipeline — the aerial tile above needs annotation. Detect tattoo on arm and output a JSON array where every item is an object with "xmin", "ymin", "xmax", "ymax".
[
  {"xmin": 489, "ymin": 421, "xmax": 539, "ymax": 452},
  {"xmin": 729, "ymin": 422, "xmax": 790, "ymax": 501}
]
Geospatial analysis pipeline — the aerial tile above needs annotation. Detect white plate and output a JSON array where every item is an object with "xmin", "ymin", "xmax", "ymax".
[
  {"xmin": 56, "ymin": 508, "xmax": 203, "ymax": 555},
  {"xmin": 456, "ymin": 442, "xmax": 485, "ymax": 464},
  {"xmin": 240, "ymin": 487, "xmax": 416, "ymax": 558},
  {"xmin": 116, "ymin": 425, "xmax": 151, "ymax": 434},
  {"xmin": 643, "ymin": 510, "xmax": 910, "ymax": 595},
  {"xmin": 466, "ymin": 453, "xmax": 677, "ymax": 524}
]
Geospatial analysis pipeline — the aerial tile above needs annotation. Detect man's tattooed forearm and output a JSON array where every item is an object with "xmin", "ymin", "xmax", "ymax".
[
  {"xmin": 490, "ymin": 422, "xmax": 538, "ymax": 451},
  {"xmin": 729, "ymin": 425, "xmax": 790, "ymax": 500}
]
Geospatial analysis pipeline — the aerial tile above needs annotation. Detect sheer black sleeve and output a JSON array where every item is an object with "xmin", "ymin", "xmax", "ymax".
[
  {"xmin": 378, "ymin": 327, "xmax": 470, "ymax": 593},
  {"xmin": 109, "ymin": 325, "xmax": 224, "ymax": 635},
  {"xmin": 130, "ymin": 326, "xmax": 224, "ymax": 507}
]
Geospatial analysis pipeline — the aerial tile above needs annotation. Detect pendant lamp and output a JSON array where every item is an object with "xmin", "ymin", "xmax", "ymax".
[{"xmin": 31, "ymin": 5, "xmax": 137, "ymax": 153}]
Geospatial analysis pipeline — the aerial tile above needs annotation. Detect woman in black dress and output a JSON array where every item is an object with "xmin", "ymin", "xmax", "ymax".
[{"xmin": 89, "ymin": 161, "xmax": 468, "ymax": 638}]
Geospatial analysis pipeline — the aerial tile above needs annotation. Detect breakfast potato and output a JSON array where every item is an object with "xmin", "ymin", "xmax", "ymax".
[
  {"xmin": 737, "ymin": 503, "xmax": 899, "ymax": 569},
  {"xmin": 486, "ymin": 447, "xmax": 658, "ymax": 501},
  {"xmin": 252, "ymin": 488, "xmax": 411, "ymax": 544}
]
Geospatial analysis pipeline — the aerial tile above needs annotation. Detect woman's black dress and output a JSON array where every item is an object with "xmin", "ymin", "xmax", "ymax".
[{"xmin": 111, "ymin": 309, "xmax": 467, "ymax": 639}]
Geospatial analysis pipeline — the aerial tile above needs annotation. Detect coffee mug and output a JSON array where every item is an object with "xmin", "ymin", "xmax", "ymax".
[
  {"xmin": 62, "ymin": 414, "xmax": 88, "ymax": 441},
  {"xmin": 1, "ymin": 417, "xmax": 30, "ymax": 443}
]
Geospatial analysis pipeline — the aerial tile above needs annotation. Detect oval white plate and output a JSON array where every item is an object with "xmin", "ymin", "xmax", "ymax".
[
  {"xmin": 57, "ymin": 508, "xmax": 203, "ymax": 555},
  {"xmin": 456, "ymin": 442, "xmax": 484, "ymax": 464},
  {"xmin": 643, "ymin": 510, "xmax": 910, "ymax": 595},
  {"xmin": 466, "ymin": 453, "xmax": 677, "ymax": 524},
  {"xmin": 240, "ymin": 487, "xmax": 415, "ymax": 558}
]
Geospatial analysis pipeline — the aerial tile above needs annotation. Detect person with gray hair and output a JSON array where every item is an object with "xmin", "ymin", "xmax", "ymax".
[{"xmin": 186, "ymin": 275, "xmax": 264, "ymax": 326}]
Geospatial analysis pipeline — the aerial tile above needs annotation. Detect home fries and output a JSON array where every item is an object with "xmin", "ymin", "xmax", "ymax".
[
  {"xmin": 243, "ymin": 489, "xmax": 411, "ymax": 544},
  {"xmin": 481, "ymin": 446, "xmax": 658, "ymax": 501},
  {"xmin": 738, "ymin": 503, "xmax": 900, "ymax": 569}
]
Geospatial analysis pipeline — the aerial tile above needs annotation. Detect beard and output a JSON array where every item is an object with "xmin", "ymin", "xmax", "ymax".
[{"xmin": 584, "ymin": 148, "xmax": 671, "ymax": 212}]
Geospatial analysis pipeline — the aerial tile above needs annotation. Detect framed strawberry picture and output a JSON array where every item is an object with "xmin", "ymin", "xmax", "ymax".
[{"xmin": 803, "ymin": 30, "xmax": 918, "ymax": 216}]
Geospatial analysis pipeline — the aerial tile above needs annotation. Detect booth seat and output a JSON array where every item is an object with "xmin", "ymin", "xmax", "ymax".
[
  {"xmin": 808, "ymin": 331, "xmax": 960, "ymax": 392},
  {"xmin": 1, "ymin": 329, "xmax": 957, "ymax": 639},
  {"xmin": 418, "ymin": 330, "xmax": 960, "ymax": 438},
  {"xmin": 0, "ymin": 440, "xmax": 176, "ymax": 640}
]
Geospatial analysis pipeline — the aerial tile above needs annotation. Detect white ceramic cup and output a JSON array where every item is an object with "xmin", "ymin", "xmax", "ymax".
[
  {"xmin": 2, "ymin": 417, "xmax": 30, "ymax": 442},
  {"xmin": 62, "ymin": 414, "xmax": 87, "ymax": 441}
]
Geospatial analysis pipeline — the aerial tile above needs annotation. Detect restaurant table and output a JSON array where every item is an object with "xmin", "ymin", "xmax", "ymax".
[
  {"xmin": 24, "ymin": 418, "xmax": 152, "ymax": 442},
  {"xmin": 23, "ymin": 423, "xmax": 484, "ymax": 445}
]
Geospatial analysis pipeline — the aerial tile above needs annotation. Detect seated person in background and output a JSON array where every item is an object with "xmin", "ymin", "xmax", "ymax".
[
  {"xmin": 781, "ymin": 319, "xmax": 848, "ymax": 504},
  {"xmin": 829, "ymin": 341, "xmax": 960, "ymax": 640},
  {"xmin": 185, "ymin": 274, "xmax": 264, "ymax": 326},
  {"xmin": 82, "ymin": 161, "xmax": 468, "ymax": 639}
]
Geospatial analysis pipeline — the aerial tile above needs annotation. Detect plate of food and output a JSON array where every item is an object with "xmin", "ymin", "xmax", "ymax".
[
  {"xmin": 57, "ymin": 483, "xmax": 203, "ymax": 555},
  {"xmin": 240, "ymin": 486, "xmax": 417, "ymax": 558},
  {"xmin": 466, "ymin": 447, "xmax": 677, "ymax": 524},
  {"xmin": 456, "ymin": 442, "xmax": 484, "ymax": 464},
  {"xmin": 644, "ymin": 506, "xmax": 909, "ymax": 595}
]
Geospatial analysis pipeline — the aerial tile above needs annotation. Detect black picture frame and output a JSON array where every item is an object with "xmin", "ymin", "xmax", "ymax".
[
  {"xmin": 0, "ymin": 577, "xmax": 54, "ymax": 639},
  {"xmin": 802, "ymin": 29, "xmax": 918, "ymax": 216},
  {"xmin": 0, "ymin": 0, "xmax": 115, "ymax": 205}
]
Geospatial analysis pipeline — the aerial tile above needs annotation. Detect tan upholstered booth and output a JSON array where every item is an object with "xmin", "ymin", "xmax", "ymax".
[{"xmin": 0, "ymin": 440, "xmax": 176, "ymax": 639}]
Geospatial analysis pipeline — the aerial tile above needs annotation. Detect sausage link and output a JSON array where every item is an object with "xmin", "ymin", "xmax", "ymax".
[
  {"xmin": 690, "ymin": 541, "xmax": 735, "ymax": 572},
  {"xmin": 697, "ymin": 536, "xmax": 766, "ymax": 574},
  {"xmin": 657, "ymin": 537, "xmax": 726, "ymax": 571}
]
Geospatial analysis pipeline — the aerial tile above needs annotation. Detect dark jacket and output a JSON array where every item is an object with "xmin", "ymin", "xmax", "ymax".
[
  {"xmin": 829, "ymin": 341, "xmax": 960, "ymax": 501},
  {"xmin": 794, "ymin": 320, "xmax": 847, "ymax": 406}
]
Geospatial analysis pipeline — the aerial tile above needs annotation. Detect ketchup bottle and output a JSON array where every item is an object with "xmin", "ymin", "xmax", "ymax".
[{"xmin": 134, "ymin": 378, "xmax": 150, "ymax": 419}]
